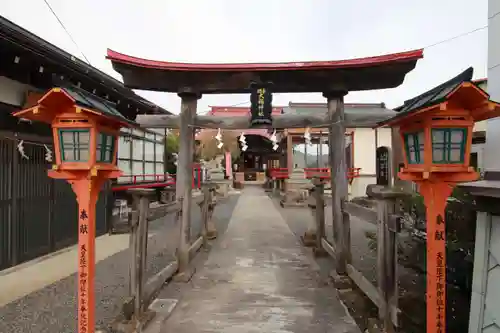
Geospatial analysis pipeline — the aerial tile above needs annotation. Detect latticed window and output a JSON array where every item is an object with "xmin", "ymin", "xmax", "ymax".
[
  {"xmin": 59, "ymin": 129, "xmax": 90, "ymax": 162},
  {"xmin": 96, "ymin": 132, "xmax": 115, "ymax": 163},
  {"xmin": 404, "ymin": 131, "xmax": 425, "ymax": 164},
  {"xmin": 432, "ymin": 128, "xmax": 466, "ymax": 164}
]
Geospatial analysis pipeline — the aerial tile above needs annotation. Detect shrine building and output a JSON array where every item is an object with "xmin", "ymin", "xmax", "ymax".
[{"xmin": 202, "ymin": 102, "xmax": 395, "ymax": 198}]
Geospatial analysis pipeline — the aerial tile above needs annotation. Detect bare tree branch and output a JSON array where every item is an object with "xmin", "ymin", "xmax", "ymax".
[{"xmin": 197, "ymin": 130, "xmax": 240, "ymax": 161}]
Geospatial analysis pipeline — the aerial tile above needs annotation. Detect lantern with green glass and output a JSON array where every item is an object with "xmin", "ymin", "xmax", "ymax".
[
  {"xmin": 53, "ymin": 114, "xmax": 119, "ymax": 175},
  {"xmin": 401, "ymin": 124, "xmax": 470, "ymax": 177},
  {"xmin": 56, "ymin": 124, "xmax": 118, "ymax": 170},
  {"xmin": 376, "ymin": 68, "xmax": 500, "ymax": 333},
  {"xmin": 13, "ymin": 87, "xmax": 133, "ymax": 175},
  {"xmin": 13, "ymin": 86, "xmax": 136, "ymax": 333}
]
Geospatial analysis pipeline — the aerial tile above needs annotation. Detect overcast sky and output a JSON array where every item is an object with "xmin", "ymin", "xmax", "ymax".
[{"xmin": 1, "ymin": 0, "xmax": 488, "ymax": 114}]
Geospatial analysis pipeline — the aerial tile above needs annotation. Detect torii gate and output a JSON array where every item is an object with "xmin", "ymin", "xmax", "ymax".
[{"xmin": 107, "ymin": 48, "xmax": 424, "ymax": 278}]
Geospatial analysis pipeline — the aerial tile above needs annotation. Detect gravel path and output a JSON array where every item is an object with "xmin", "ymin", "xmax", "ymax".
[{"xmin": 0, "ymin": 195, "xmax": 240, "ymax": 333}]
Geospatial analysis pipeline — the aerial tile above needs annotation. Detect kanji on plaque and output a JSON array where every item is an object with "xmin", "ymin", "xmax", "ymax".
[
  {"xmin": 80, "ymin": 224, "xmax": 89, "ymax": 234},
  {"xmin": 435, "ymin": 251, "xmax": 445, "ymax": 332},
  {"xmin": 80, "ymin": 209, "xmax": 88, "ymax": 220},
  {"xmin": 434, "ymin": 231, "xmax": 444, "ymax": 240},
  {"xmin": 80, "ymin": 245, "xmax": 87, "ymax": 267},
  {"xmin": 79, "ymin": 243, "xmax": 88, "ymax": 329},
  {"xmin": 80, "ymin": 312, "xmax": 88, "ymax": 333}
]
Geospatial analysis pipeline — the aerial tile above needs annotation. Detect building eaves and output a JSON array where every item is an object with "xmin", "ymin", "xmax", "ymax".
[{"xmin": 0, "ymin": 15, "xmax": 171, "ymax": 115}]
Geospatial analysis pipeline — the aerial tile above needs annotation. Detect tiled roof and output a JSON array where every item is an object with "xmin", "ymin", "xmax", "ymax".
[
  {"xmin": 377, "ymin": 67, "xmax": 494, "ymax": 127},
  {"xmin": 61, "ymin": 86, "xmax": 136, "ymax": 126},
  {"xmin": 286, "ymin": 102, "xmax": 393, "ymax": 116},
  {"xmin": 393, "ymin": 67, "xmax": 474, "ymax": 115}
]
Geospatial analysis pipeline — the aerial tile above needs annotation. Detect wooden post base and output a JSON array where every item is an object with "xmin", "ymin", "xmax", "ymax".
[
  {"xmin": 207, "ymin": 229, "xmax": 218, "ymax": 240},
  {"xmin": 173, "ymin": 267, "xmax": 196, "ymax": 283},
  {"xmin": 330, "ymin": 270, "xmax": 352, "ymax": 289},
  {"xmin": 207, "ymin": 203, "xmax": 218, "ymax": 240},
  {"xmin": 313, "ymin": 246, "xmax": 328, "ymax": 257},
  {"xmin": 110, "ymin": 309, "xmax": 156, "ymax": 333},
  {"xmin": 301, "ymin": 231, "xmax": 317, "ymax": 247}
]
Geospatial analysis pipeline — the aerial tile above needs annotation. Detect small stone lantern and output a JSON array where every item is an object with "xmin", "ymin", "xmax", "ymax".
[
  {"xmin": 376, "ymin": 67, "xmax": 500, "ymax": 333},
  {"xmin": 13, "ymin": 86, "xmax": 135, "ymax": 333}
]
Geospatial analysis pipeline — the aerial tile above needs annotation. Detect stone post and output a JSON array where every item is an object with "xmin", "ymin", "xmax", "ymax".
[
  {"xmin": 198, "ymin": 184, "xmax": 218, "ymax": 243},
  {"xmin": 209, "ymin": 167, "xmax": 231, "ymax": 198},
  {"xmin": 313, "ymin": 178, "xmax": 327, "ymax": 256},
  {"xmin": 302, "ymin": 178, "xmax": 326, "ymax": 249},
  {"xmin": 303, "ymin": 187, "xmax": 318, "ymax": 246},
  {"xmin": 206, "ymin": 187, "xmax": 218, "ymax": 240},
  {"xmin": 281, "ymin": 168, "xmax": 312, "ymax": 207}
]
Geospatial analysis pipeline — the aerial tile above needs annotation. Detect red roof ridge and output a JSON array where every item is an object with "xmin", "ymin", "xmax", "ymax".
[{"xmin": 107, "ymin": 48, "xmax": 423, "ymax": 72}]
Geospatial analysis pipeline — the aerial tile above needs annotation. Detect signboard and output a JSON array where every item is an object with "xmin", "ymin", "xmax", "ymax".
[
  {"xmin": 250, "ymin": 83, "xmax": 273, "ymax": 126},
  {"xmin": 376, "ymin": 146, "xmax": 390, "ymax": 186}
]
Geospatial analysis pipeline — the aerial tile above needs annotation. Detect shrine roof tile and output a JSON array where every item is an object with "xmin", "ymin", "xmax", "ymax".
[
  {"xmin": 378, "ymin": 67, "xmax": 493, "ymax": 127},
  {"xmin": 286, "ymin": 102, "xmax": 394, "ymax": 116},
  {"xmin": 393, "ymin": 67, "xmax": 474, "ymax": 115},
  {"xmin": 60, "ymin": 86, "xmax": 137, "ymax": 126}
]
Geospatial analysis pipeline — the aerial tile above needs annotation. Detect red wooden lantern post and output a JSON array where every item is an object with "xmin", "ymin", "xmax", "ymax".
[
  {"xmin": 377, "ymin": 68, "xmax": 500, "ymax": 333},
  {"xmin": 13, "ymin": 87, "xmax": 135, "ymax": 333}
]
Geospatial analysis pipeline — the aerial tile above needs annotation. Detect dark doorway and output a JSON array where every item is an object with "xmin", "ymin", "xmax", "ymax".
[{"xmin": 470, "ymin": 152, "xmax": 478, "ymax": 171}]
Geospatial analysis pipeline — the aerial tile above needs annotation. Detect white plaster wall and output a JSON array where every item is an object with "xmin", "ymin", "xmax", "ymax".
[
  {"xmin": 349, "ymin": 176, "xmax": 374, "ymax": 198},
  {"xmin": 350, "ymin": 128, "xmax": 375, "ymax": 198},
  {"xmin": 475, "ymin": 120, "xmax": 488, "ymax": 132},
  {"xmin": 0, "ymin": 75, "xmax": 34, "ymax": 107},
  {"xmin": 469, "ymin": 213, "xmax": 500, "ymax": 333},
  {"xmin": 377, "ymin": 128, "xmax": 392, "ymax": 148},
  {"xmin": 349, "ymin": 127, "xmax": 392, "ymax": 198},
  {"xmin": 468, "ymin": 2, "xmax": 500, "ymax": 332},
  {"xmin": 353, "ymin": 128, "xmax": 376, "ymax": 175},
  {"xmin": 471, "ymin": 143, "xmax": 486, "ymax": 172},
  {"xmin": 485, "ymin": 2, "xmax": 500, "ymax": 172}
]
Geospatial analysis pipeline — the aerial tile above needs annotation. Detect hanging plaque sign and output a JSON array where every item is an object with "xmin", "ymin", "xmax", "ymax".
[
  {"xmin": 376, "ymin": 146, "xmax": 390, "ymax": 186},
  {"xmin": 250, "ymin": 82, "xmax": 273, "ymax": 126}
]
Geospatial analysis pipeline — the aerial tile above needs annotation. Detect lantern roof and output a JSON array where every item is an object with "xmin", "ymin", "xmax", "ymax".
[
  {"xmin": 376, "ymin": 67, "xmax": 500, "ymax": 127},
  {"xmin": 13, "ymin": 86, "xmax": 138, "ymax": 127},
  {"xmin": 106, "ymin": 48, "xmax": 423, "ymax": 94}
]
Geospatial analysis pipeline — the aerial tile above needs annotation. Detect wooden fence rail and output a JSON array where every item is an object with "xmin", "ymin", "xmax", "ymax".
[
  {"xmin": 310, "ymin": 181, "xmax": 409, "ymax": 332},
  {"xmin": 114, "ymin": 184, "xmax": 218, "ymax": 331}
]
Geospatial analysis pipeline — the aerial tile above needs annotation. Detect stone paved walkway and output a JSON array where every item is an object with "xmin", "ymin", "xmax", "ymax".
[{"xmin": 154, "ymin": 187, "xmax": 360, "ymax": 333}]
